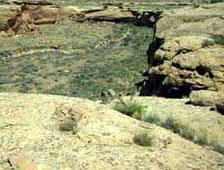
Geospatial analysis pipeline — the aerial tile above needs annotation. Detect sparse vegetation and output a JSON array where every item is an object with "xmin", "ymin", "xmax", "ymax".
[
  {"xmin": 114, "ymin": 100, "xmax": 223, "ymax": 154},
  {"xmin": 203, "ymin": 37, "xmax": 224, "ymax": 47},
  {"xmin": 144, "ymin": 112, "xmax": 224, "ymax": 154},
  {"xmin": 143, "ymin": 109, "xmax": 168, "ymax": 126},
  {"xmin": 202, "ymin": 39, "xmax": 215, "ymax": 47},
  {"xmin": 0, "ymin": 50, "xmax": 12, "ymax": 58},
  {"xmin": 212, "ymin": 141, "xmax": 224, "ymax": 154},
  {"xmin": 0, "ymin": 22, "xmax": 151, "ymax": 100},
  {"xmin": 210, "ymin": 0, "xmax": 224, "ymax": 3},
  {"xmin": 214, "ymin": 37, "xmax": 224, "ymax": 45},
  {"xmin": 59, "ymin": 120, "xmax": 76, "ymax": 132},
  {"xmin": 133, "ymin": 131, "xmax": 154, "ymax": 146},
  {"xmin": 161, "ymin": 116, "xmax": 210, "ymax": 145},
  {"xmin": 113, "ymin": 97, "xmax": 147, "ymax": 120}
]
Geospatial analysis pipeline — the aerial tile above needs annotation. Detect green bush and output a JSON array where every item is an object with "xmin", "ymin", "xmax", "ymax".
[
  {"xmin": 214, "ymin": 37, "xmax": 224, "ymax": 45},
  {"xmin": 143, "ymin": 109, "xmax": 168, "ymax": 126},
  {"xmin": 202, "ymin": 37, "xmax": 224, "ymax": 47},
  {"xmin": 212, "ymin": 141, "xmax": 224, "ymax": 154},
  {"xmin": 59, "ymin": 119, "xmax": 77, "ymax": 133},
  {"xmin": 0, "ymin": 20, "xmax": 7, "ymax": 31},
  {"xmin": 144, "ymin": 113, "xmax": 162, "ymax": 125},
  {"xmin": 0, "ymin": 78, "xmax": 15, "ymax": 85},
  {"xmin": 0, "ymin": 50, "xmax": 12, "ymax": 58},
  {"xmin": 210, "ymin": 0, "xmax": 224, "ymax": 3},
  {"xmin": 202, "ymin": 39, "xmax": 215, "ymax": 47},
  {"xmin": 133, "ymin": 131, "xmax": 153, "ymax": 147},
  {"xmin": 162, "ymin": 116, "xmax": 183, "ymax": 133},
  {"xmin": 161, "ymin": 116, "xmax": 213, "ymax": 146},
  {"xmin": 144, "ymin": 112, "xmax": 223, "ymax": 153},
  {"xmin": 113, "ymin": 97, "xmax": 147, "ymax": 120}
]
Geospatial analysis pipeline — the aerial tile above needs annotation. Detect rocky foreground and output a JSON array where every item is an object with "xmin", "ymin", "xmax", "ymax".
[{"xmin": 0, "ymin": 93, "xmax": 224, "ymax": 170}]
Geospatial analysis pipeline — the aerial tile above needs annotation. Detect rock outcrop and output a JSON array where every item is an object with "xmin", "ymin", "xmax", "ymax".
[
  {"xmin": 0, "ymin": 93, "xmax": 224, "ymax": 170},
  {"xmin": 141, "ymin": 3, "xmax": 224, "ymax": 102},
  {"xmin": 2, "ymin": 5, "xmax": 61, "ymax": 34},
  {"xmin": 0, "ymin": 3, "xmax": 83, "ymax": 34},
  {"xmin": 1, "ymin": 3, "xmax": 160, "ymax": 35},
  {"xmin": 71, "ymin": 9, "xmax": 161, "ymax": 26}
]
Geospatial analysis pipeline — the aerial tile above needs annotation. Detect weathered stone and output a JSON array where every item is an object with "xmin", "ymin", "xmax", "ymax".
[
  {"xmin": 8, "ymin": 154, "xmax": 38, "ymax": 170},
  {"xmin": 142, "ymin": 3, "xmax": 224, "ymax": 99},
  {"xmin": 0, "ymin": 93, "xmax": 224, "ymax": 170},
  {"xmin": 189, "ymin": 90, "xmax": 224, "ymax": 106}
]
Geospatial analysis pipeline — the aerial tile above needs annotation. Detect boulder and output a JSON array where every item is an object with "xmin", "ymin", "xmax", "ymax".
[{"xmin": 189, "ymin": 90, "xmax": 224, "ymax": 106}]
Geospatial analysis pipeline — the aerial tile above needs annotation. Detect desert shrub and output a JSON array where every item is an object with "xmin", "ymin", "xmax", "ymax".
[
  {"xmin": 18, "ymin": 84, "xmax": 30, "ymax": 93},
  {"xmin": 202, "ymin": 39, "xmax": 215, "ymax": 47},
  {"xmin": 192, "ymin": 129, "xmax": 210, "ymax": 145},
  {"xmin": 210, "ymin": 0, "xmax": 224, "ymax": 3},
  {"xmin": 192, "ymin": 3, "xmax": 200, "ymax": 8},
  {"xmin": 162, "ymin": 116, "xmax": 183, "ymax": 133},
  {"xmin": 214, "ymin": 37, "xmax": 224, "ymax": 45},
  {"xmin": 0, "ymin": 50, "xmax": 12, "ymax": 58},
  {"xmin": 114, "ymin": 99, "xmax": 224, "ymax": 154},
  {"xmin": 0, "ymin": 78, "xmax": 15, "ymax": 85},
  {"xmin": 144, "ymin": 113, "xmax": 162, "ymax": 125},
  {"xmin": 161, "ymin": 116, "xmax": 211, "ymax": 146},
  {"xmin": 133, "ymin": 131, "xmax": 153, "ymax": 147},
  {"xmin": 0, "ymin": 20, "xmax": 7, "ymax": 31},
  {"xmin": 113, "ymin": 97, "xmax": 147, "ymax": 120},
  {"xmin": 143, "ymin": 108, "xmax": 168, "ymax": 126},
  {"xmin": 211, "ymin": 141, "xmax": 224, "ymax": 154},
  {"xmin": 59, "ymin": 119, "xmax": 77, "ymax": 133},
  {"xmin": 202, "ymin": 37, "xmax": 224, "ymax": 47}
]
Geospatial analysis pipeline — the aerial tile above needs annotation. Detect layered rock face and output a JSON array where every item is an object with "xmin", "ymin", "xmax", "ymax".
[
  {"xmin": 142, "ymin": 3, "xmax": 224, "ymax": 110},
  {"xmin": 1, "ymin": 3, "xmax": 159, "ymax": 35}
]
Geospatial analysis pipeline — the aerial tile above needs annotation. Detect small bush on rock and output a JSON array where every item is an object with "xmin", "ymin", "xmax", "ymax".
[
  {"xmin": 59, "ymin": 119, "xmax": 77, "ymax": 133},
  {"xmin": 214, "ymin": 37, "xmax": 224, "ymax": 45},
  {"xmin": 113, "ymin": 97, "xmax": 147, "ymax": 120},
  {"xmin": 212, "ymin": 141, "xmax": 224, "ymax": 154},
  {"xmin": 210, "ymin": 0, "xmax": 224, "ymax": 3},
  {"xmin": 162, "ymin": 116, "xmax": 211, "ymax": 146},
  {"xmin": 133, "ymin": 131, "xmax": 153, "ymax": 147}
]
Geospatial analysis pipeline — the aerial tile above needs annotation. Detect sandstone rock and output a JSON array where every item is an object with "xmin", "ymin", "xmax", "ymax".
[
  {"xmin": 71, "ymin": 8, "xmax": 136, "ymax": 23},
  {"xmin": 189, "ymin": 90, "xmax": 224, "ymax": 106},
  {"xmin": 2, "ymin": 5, "xmax": 83, "ymax": 34},
  {"xmin": 8, "ymin": 154, "xmax": 38, "ymax": 170},
  {"xmin": 142, "ymin": 3, "xmax": 224, "ymax": 99},
  {"xmin": 4, "ymin": 5, "xmax": 59, "ymax": 34},
  {"xmin": 0, "ymin": 93, "xmax": 224, "ymax": 170},
  {"xmin": 58, "ymin": 6, "xmax": 82, "ymax": 17},
  {"xmin": 156, "ymin": 4, "xmax": 224, "ymax": 39},
  {"xmin": 110, "ymin": 96, "xmax": 224, "ymax": 146}
]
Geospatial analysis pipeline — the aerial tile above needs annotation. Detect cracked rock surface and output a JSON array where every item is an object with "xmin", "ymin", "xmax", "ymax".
[{"xmin": 0, "ymin": 93, "xmax": 224, "ymax": 170}]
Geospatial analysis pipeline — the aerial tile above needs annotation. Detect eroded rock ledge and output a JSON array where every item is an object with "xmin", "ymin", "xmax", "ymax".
[
  {"xmin": 140, "ymin": 3, "xmax": 224, "ymax": 113},
  {"xmin": 0, "ymin": 2, "xmax": 160, "ymax": 35}
]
